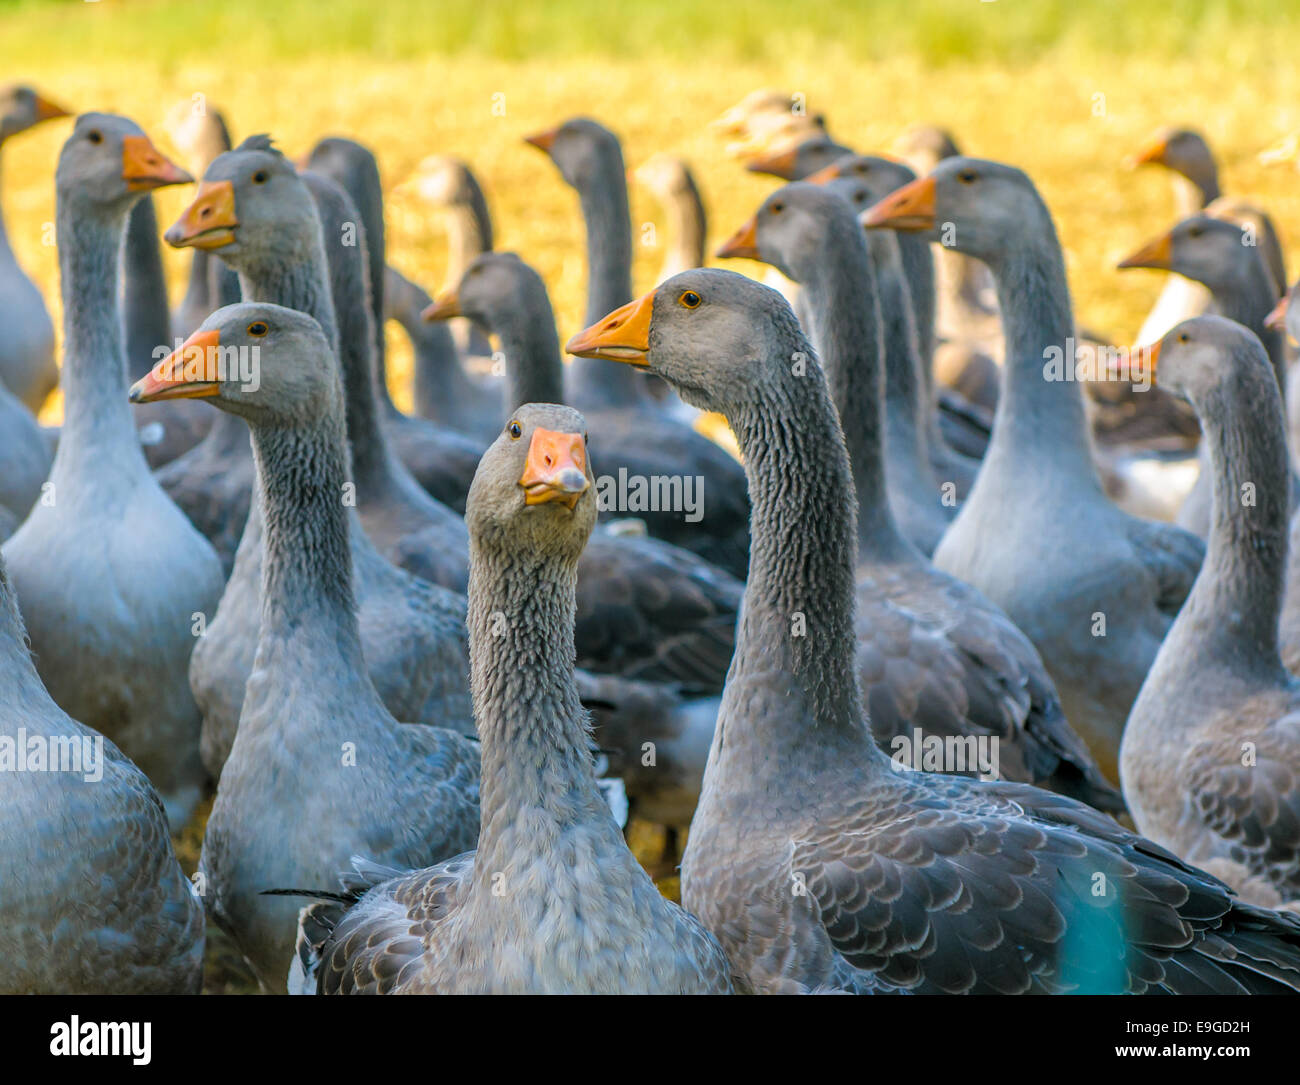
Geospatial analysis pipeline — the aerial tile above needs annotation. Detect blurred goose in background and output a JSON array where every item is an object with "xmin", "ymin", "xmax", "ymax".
[
  {"xmin": 863, "ymin": 159, "xmax": 1204, "ymax": 781},
  {"xmin": 3, "ymin": 114, "xmax": 222, "ymax": 829},
  {"xmin": 717, "ymin": 183, "xmax": 1117, "ymax": 808},
  {"xmin": 0, "ymin": 84, "xmax": 66, "ymax": 411},
  {"xmin": 0, "ymin": 550, "xmax": 204, "ymax": 993},
  {"xmin": 709, "ymin": 88, "xmax": 828, "ymax": 160},
  {"xmin": 289, "ymin": 403, "xmax": 734, "ymax": 995},
  {"xmin": 1122, "ymin": 317, "xmax": 1300, "ymax": 910},
  {"xmin": 132, "ymin": 303, "xmax": 480, "ymax": 993},
  {"xmin": 630, "ymin": 153, "xmax": 707, "ymax": 285},
  {"xmin": 569, "ymin": 267, "xmax": 1300, "ymax": 994}
]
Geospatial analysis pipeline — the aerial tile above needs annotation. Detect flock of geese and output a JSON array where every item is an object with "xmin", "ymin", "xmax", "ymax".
[{"xmin": 3, "ymin": 81, "xmax": 1300, "ymax": 994}]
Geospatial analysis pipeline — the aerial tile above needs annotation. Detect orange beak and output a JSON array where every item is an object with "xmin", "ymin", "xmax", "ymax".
[
  {"xmin": 519, "ymin": 427, "xmax": 589, "ymax": 510},
  {"xmin": 565, "ymin": 291, "xmax": 654, "ymax": 365},
  {"xmin": 1117, "ymin": 231, "xmax": 1174, "ymax": 271},
  {"xmin": 1125, "ymin": 134, "xmax": 1169, "ymax": 170},
  {"xmin": 128, "ymin": 329, "xmax": 224, "ymax": 403},
  {"xmin": 524, "ymin": 127, "xmax": 559, "ymax": 154},
  {"xmin": 1105, "ymin": 341, "xmax": 1162, "ymax": 384},
  {"xmin": 165, "ymin": 179, "xmax": 238, "ymax": 250},
  {"xmin": 860, "ymin": 175, "xmax": 936, "ymax": 230},
  {"xmin": 745, "ymin": 144, "xmax": 800, "ymax": 179},
  {"xmin": 803, "ymin": 162, "xmax": 844, "ymax": 185},
  {"xmin": 421, "ymin": 288, "xmax": 461, "ymax": 322},
  {"xmin": 32, "ymin": 93, "xmax": 71, "ymax": 124},
  {"xmin": 1265, "ymin": 295, "xmax": 1290, "ymax": 332},
  {"xmin": 121, "ymin": 135, "xmax": 193, "ymax": 192},
  {"xmin": 716, "ymin": 215, "xmax": 760, "ymax": 260}
]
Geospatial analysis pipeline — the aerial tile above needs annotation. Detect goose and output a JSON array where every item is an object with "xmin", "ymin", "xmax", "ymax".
[
  {"xmin": 0, "ymin": 84, "xmax": 66, "ymax": 410},
  {"xmin": 524, "ymin": 117, "xmax": 751, "ymax": 578},
  {"xmin": 0, "ymin": 551, "xmax": 205, "ymax": 993},
  {"xmin": 403, "ymin": 153, "xmax": 495, "ymax": 358},
  {"xmin": 427, "ymin": 253, "xmax": 741, "ymax": 669},
  {"xmin": 630, "ymin": 153, "xmax": 707, "ymax": 285},
  {"xmin": 713, "ymin": 184, "xmax": 1116, "ymax": 808},
  {"xmin": 3, "ymin": 114, "xmax": 223, "ymax": 829},
  {"xmin": 288, "ymin": 403, "xmax": 734, "ymax": 995},
  {"xmin": 0, "ymin": 369, "xmax": 52, "ymax": 539},
  {"xmin": 303, "ymin": 136, "xmax": 484, "ymax": 515},
  {"xmin": 132, "ymin": 303, "xmax": 480, "ymax": 992},
  {"xmin": 386, "ymin": 263, "xmax": 500, "ymax": 440},
  {"xmin": 568, "ymin": 267, "xmax": 1300, "ymax": 994},
  {"xmin": 861, "ymin": 158, "xmax": 1205, "ymax": 782},
  {"xmin": 1118, "ymin": 213, "xmax": 1298, "ymax": 537},
  {"xmin": 709, "ymin": 89, "xmax": 828, "ymax": 160},
  {"xmin": 743, "ymin": 134, "xmax": 856, "ymax": 182},
  {"xmin": 1121, "ymin": 316, "xmax": 1300, "ymax": 909},
  {"xmin": 163, "ymin": 137, "xmax": 473, "ymax": 775},
  {"xmin": 1126, "ymin": 126, "xmax": 1287, "ymax": 343},
  {"xmin": 1264, "ymin": 288, "xmax": 1300, "ymax": 675}
]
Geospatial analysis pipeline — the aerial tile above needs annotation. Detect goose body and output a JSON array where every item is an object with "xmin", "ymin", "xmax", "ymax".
[
  {"xmin": 4, "ymin": 115, "xmax": 222, "ymax": 829},
  {"xmin": 568, "ymin": 267, "xmax": 1300, "ymax": 994}
]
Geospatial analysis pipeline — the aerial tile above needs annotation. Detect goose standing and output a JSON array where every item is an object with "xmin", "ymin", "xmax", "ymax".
[
  {"xmin": 1121, "ymin": 316, "xmax": 1300, "ymax": 909},
  {"xmin": 290, "ymin": 403, "xmax": 734, "ymax": 995},
  {"xmin": 164, "ymin": 137, "xmax": 472, "ymax": 775},
  {"xmin": 714, "ymin": 185, "xmax": 1115, "ymax": 806},
  {"xmin": 862, "ymin": 159, "xmax": 1205, "ymax": 780},
  {"xmin": 3, "ymin": 115, "xmax": 222, "ymax": 829},
  {"xmin": 132, "ymin": 303, "xmax": 480, "ymax": 992},
  {"xmin": 1119, "ymin": 213, "xmax": 1298, "ymax": 536},
  {"xmin": 568, "ymin": 267, "xmax": 1300, "ymax": 994},
  {"xmin": 0, "ymin": 551, "xmax": 204, "ymax": 993},
  {"xmin": 0, "ymin": 84, "xmax": 66, "ymax": 410},
  {"xmin": 525, "ymin": 117, "xmax": 751, "ymax": 578}
]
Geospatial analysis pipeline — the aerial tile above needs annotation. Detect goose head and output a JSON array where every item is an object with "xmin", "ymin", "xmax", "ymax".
[
  {"xmin": 630, "ymin": 153, "xmax": 693, "ymax": 200},
  {"xmin": 128, "ymin": 302, "xmax": 338, "ymax": 427},
  {"xmin": 806, "ymin": 154, "xmax": 917, "ymax": 206},
  {"xmin": 405, "ymin": 154, "xmax": 478, "ymax": 206},
  {"xmin": 1146, "ymin": 315, "xmax": 1269, "ymax": 406},
  {"xmin": 56, "ymin": 113, "xmax": 192, "ymax": 210},
  {"xmin": 567, "ymin": 267, "xmax": 797, "ymax": 415},
  {"xmin": 467, "ymin": 403, "xmax": 596, "ymax": 559},
  {"xmin": 745, "ymin": 135, "xmax": 851, "ymax": 181},
  {"xmin": 1117, "ymin": 214, "xmax": 1261, "ymax": 294},
  {"xmin": 717, "ymin": 181, "xmax": 855, "ymax": 283},
  {"xmin": 1125, "ymin": 127, "xmax": 1217, "ymax": 190},
  {"xmin": 860, "ymin": 155, "xmax": 1046, "ymax": 266},
  {"xmin": 164, "ymin": 134, "xmax": 313, "ymax": 262},
  {"xmin": 0, "ymin": 84, "xmax": 69, "ymax": 143},
  {"xmin": 890, "ymin": 124, "xmax": 961, "ymax": 176},
  {"xmin": 1266, "ymin": 282, "xmax": 1299, "ymax": 345},
  {"xmin": 302, "ymin": 137, "xmax": 378, "ymax": 210},
  {"xmin": 422, "ymin": 251, "xmax": 540, "ymax": 335},
  {"xmin": 524, "ymin": 117, "xmax": 623, "ymax": 190},
  {"xmin": 163, "ymin": 99, "xmax": 231, "ymax": 174}
]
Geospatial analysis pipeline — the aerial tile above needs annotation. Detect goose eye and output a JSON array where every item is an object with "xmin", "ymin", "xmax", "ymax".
[
  {"xmin": 507, "ymin": 420, "xmax": 523, "ymax": 439},
  {"xmin": 855, "ymin": 164, "xmax": 869, "ymax": 175},
  {"xmin": 957, "ymin": 170, "xmax": 977, "ymax": 184},
  {"xmin": 1187, "ymin": 226, "xmax": 1203, "ymax": 238},
  {"xmin": 87, "ymin": 130, "xmax": 103, "ymax": 144},
  {"xmin": 679, "ymin": 290, "xmax": 702, "ymax": 309},
  {"xmin": 769, "ymin": 202, "xmax": 784, "ymax": 214},
  {"xmin": 1178, "ymin": 332, "xmax": 1190, "ymax": 343},
  {"xmin": 247, "ymin": 321, "xmax": 269, "ymax": 337},
  {"xmin": 252, "ymin": 170, "xmax": 268, "ymax": 184}
]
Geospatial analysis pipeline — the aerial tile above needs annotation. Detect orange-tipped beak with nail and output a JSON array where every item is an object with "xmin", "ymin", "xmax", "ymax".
[
  {"xmin": 421, "ymin": 288, "xmax": 461, "ymax": 322},
  {"xmin": 566, "ymin": 292, "xmax": 654, "ymax": 365},
  {"xmin": 121, "ymin": 135, "xmax": 193, "ymax": 192},
  {"xmin": 1265, "ymin": 295, "xmax": 1289, "ymax": 332},
  {"xmin": 129, "ymin": 329, "xmax": 224, "ymax": 403},
  {"xmin": 1106, "ymin": 342, "xmax": 1162, "ymax": 384},
  {"xmin": 860, "ymin": 175, "xmax": 936, "ymax": 230},
  {"xmin": 524, "ymin": 127, "xmax": 559, "ymax": 154},
  {"xmin": 1116, "ymin": 231, "xmax": 1174, "ymax": 271},
  {"xmin": 745, "ymin": 144, "xmax": 799, "ymax": 179},
  {"xmin": 519, "ymin": 427, "xmax": 589, "ymax": 509},
  {"xmin": 716, "ymin": 215, "xmax": 760, "ymax": 260},
  {"xmin": 32, "ymin": 93, "xmax": 71, "ymax": 124},
  {"xmin": 166, "ymin": 179, "xmax": 238, "ymax": 250},
  {"xmin": 1124, "ymin": 134, "xmax": 1169, "ymax": 170}
]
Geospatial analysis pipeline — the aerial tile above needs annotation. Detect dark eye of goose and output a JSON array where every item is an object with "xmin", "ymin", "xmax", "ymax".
[
  {"xmin": 855, "ymin": 164, "xmax": 869, "ymax": 175},
  {"xmin": 247, "ymin": 321, "xmax": 269, "ymax": 337},
  {"xmin": 252, "ymin": 170, "xmax": 269, "ymax": 184},
  {"xmin": 1178, "ymin": 332, "xmax": 1190, "ymax": 343},
  {"xmin": 87, "ymin": 130, "xmax": 103, "ymax": 144},
  {"xmin": 507, "ymin": 420, "xmax": 523, "ymax": 440},
  {"xmin": 957, "ymin": 170, "xmax": 977, "ymax": 184},
  {"xmin": 1187, "ymin": 225, "xmax": 1203, "ymax": 239},
  {"xmin": 769, "ymin": 201, "xmax": 784, "ymax": 214},
  {"xmin": 679, "ymin": 290, "xmax": 701, "ymax": 309}
]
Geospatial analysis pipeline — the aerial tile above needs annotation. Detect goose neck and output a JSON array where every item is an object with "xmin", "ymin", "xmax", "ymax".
[
  {"xmin": 499, "ymin": 298, "xmax": 567, "ymax": 412},
  {"xmin": 444, "ymin": 196, "xmax": 493, "ymax": 285}
]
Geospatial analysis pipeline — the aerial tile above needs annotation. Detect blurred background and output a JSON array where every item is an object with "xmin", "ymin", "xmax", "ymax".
[{"xmin": 4, "ymin": 0, "xmax": 1300, "ymax": 424}]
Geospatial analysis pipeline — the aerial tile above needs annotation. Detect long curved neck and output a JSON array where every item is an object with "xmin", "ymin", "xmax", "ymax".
[
  {"xmin": 500, "ymin": 286, "xmax": 566, "ymax": 412},
  {"xmin": 723, "ymin": 335, "xmax": 872, "ymax": 756},
  {"xmin": 249, "ymin": 402, "xmax": 366, "ymax": 675},
  {"xmin": 1173, "ymin": 168, "xmax": 1220, "ymax": 216},
  {"xmin": 981, "ymin": 219, "xmax": 1103, "ymax": 494},
  {"xmin": 395, "ymin": 284, "xmax": 478, "ymax": 417},
  {"xmin": 1174, "ymin": 363, "xmax": 1288, "ymax": 670},
  {"xmin": 798, "ymin": 229, "xmax": 913, "ymax": 563},
  {"xmin": 570, "ymin": 161, "xmax": 643, "ymax": 409},
  {"xmin": 1204, "ymin": 257, "xmax": 1289, "ymax": 396},
  {"xmin": 896, "ymin": 233, "xmax": 936, "ymax": 384},
  {"xmin": 53, "ymin": 194, "xmax": 148, "ymax": 473},
  {"xmin": 444, "ymin": 189, "xmax": 493, "ymax": 284},
  {"xmin": 467, "ymin": 532, "xmax": 610, "ymax": 876},
  {"xmin": 120, "ymin": 195, "xmax": 172, "ymax": 381},
  {"xmin": 658, "ymin": 177, "xmax": 706, "ymax": 282}
]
